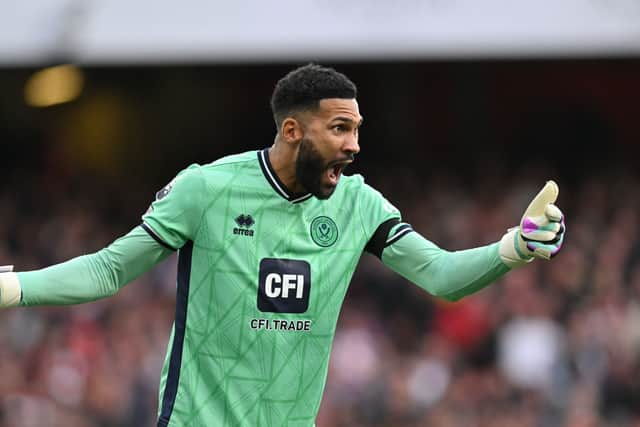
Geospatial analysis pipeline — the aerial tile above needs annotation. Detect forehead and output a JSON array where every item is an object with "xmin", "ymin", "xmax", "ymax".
[{"xmin": 315, "ymin": 98, "xmax": 361, "ymax": 121}]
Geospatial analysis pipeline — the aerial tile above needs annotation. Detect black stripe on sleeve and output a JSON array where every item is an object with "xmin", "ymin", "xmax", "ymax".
[
  {"xmin": 364, "ymin": 218, "xmax": 401, "ymax": 259},
  {"xmin": 157, "ymin": 241, "xmax": 193, "ymax": 427},
  {"xmin": 141, "ymin": 223, "xmax": 178, "ymax": 251},
  {"xmin": 384, "ymin": 224, "xmax": 414, "ymax": 247}
]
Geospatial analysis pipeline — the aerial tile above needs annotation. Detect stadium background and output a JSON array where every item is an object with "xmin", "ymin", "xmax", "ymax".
[{"xmin": 2, "ymin": 2, "xmax": 640, "ymax": 426}]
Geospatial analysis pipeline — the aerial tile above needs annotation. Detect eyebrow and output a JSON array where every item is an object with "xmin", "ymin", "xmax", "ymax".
[{"xmin": 332, "ymin": 116, "xmax": 364, "ymax": 126}]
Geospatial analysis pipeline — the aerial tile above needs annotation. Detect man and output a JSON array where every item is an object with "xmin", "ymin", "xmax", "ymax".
[{"xmin": 0, "ymin": 64, "xmax": 565, "ymax": 426}]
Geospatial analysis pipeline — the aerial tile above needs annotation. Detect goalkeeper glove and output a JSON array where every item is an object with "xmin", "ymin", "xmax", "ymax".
[
  {"xmin": 499, "ymin": 180, "xmax": 565, "ymax": 268},
  {"xmin": 0, "ymin": 265, "xmax": 21, "ymax": 308}
]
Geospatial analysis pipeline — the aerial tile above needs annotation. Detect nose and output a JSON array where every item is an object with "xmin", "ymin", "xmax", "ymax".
[{"xmin": 344, "ymin": 134, "xmax": 360, "ymax": 155}]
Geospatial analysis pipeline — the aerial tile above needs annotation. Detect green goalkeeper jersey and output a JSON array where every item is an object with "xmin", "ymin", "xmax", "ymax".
[
  {"xmin": 16, "ymin": 148, "xmax": 509, "ymax": 426},
  {"xmin": 142, "ymin": 149, "xmax": 405, "ymax": 427}
]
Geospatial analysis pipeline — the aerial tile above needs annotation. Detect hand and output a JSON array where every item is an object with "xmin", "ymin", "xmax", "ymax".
[
  {"xmin": 499, "ymin": 181, "xmax": 565, "ymax": 268},
  {"xmin": 0, "ymin": 265, "xmax": 21, "ymax": 308}
]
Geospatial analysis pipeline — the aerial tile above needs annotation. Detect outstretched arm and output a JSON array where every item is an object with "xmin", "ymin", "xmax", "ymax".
[
  {"xmin": 0, "ymin": 164, "xmax": 205, "ymax": 309},
  {"xmin": 382, "ymin": 232, "xmax": 508, "ymax": 301},
  {"xmin": 0, "ymin": 226, "xmax": 173, "ymax": 307},
  {"xmin": 380, "ymin": 181, "xmax": 565, "ymax": 301}
]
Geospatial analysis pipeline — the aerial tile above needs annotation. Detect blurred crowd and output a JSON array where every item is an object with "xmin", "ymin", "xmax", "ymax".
[{"xmin": 1, "ymin": 165, "xmax": 640, "ymax": 427}]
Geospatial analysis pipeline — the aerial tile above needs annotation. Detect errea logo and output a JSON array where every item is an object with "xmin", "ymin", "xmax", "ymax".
[{"xmin": 234, "ymin": 214, "xmax": 255, "ymax": 237}]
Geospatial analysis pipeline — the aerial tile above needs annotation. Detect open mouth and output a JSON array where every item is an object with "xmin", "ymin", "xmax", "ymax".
[{"xmin": 326, "ymin": 160, "xmax": 352, "ymax": 186}]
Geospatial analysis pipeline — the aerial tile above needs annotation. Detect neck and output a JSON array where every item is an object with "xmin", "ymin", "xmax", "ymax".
[{"xmin": 268, "ymin": 140, "xmax": 305, "ymax": 194}]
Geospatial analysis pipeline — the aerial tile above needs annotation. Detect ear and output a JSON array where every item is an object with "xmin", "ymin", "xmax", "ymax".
[{"xmin": 280, "ymin": 117, "xmax": 304, "ymax": 145}]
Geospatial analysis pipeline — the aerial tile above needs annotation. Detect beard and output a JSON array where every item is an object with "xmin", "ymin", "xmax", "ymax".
[{"xmin": 296, "ymin": 137, "xmax": 334, "ymax": 200}]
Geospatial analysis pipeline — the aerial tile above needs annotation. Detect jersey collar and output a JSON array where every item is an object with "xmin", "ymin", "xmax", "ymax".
[{"xmin": 258, "ymin": 149, "xmax": 313, "ymax": 204}]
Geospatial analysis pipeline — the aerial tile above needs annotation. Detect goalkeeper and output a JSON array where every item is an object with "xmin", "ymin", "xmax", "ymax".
[{"xmin": 0, "ymin": 64, "xmax": 565, "ymax": 427}]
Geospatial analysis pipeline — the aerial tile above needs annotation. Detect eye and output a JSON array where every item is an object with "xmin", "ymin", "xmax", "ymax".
[{"xmin": 333, "ymin": 124, "xmax": 346, "ymax": 132}]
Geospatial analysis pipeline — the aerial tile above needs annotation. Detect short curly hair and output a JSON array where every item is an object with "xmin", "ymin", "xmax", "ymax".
[{"xmin": 270, "ymin": 64, "xmax": 357, "ymax": 129}]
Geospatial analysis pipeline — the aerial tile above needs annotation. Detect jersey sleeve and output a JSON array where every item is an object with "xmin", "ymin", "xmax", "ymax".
[
  {"xmin": 381, "ymin": 232, "xmax": 509, "ymax": 301},
  {"xmin": 19, "ymin": 226, "xmax": 173, "ymax": 306},
  {"xmin": 358, "ymin": 180, "xmax": 411, "ymax": 258},
  {"xmin": 142, "ymin": 164, "xmax": 206, "ymax": 250}
]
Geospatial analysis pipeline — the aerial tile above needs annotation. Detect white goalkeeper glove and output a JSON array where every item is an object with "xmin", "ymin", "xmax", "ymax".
[
  {"xmin": 499, "ymin": 180, "xmax": 565, "ymax": 268},
  {"xmin": 0, "ymin": 265, "xmax": 21, "ymax": 308}
]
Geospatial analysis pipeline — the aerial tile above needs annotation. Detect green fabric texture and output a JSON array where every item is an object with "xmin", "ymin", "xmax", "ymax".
[
  {"xmin": 143, "ymin": 163, "xmax": 206, "ymax": 250},
  {"xmin": 13, "ymin": 147, "xmax": 514, "ymax": 426},
  {"xmin": 382, "ymin": 232, "xmax": 510, "ymax": 301},
  {"xmin": 19, "ymin": 226, "xmax": 172, "ymax": 306},
  {"xmin": 142, "ymin": 149, "xmax": 402, "ymax": 427}
]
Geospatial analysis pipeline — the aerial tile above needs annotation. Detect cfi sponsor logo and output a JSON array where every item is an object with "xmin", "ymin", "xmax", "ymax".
[{"xmin": 257, "ymin": 258, "xmax": 311, "ymax": 314}]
